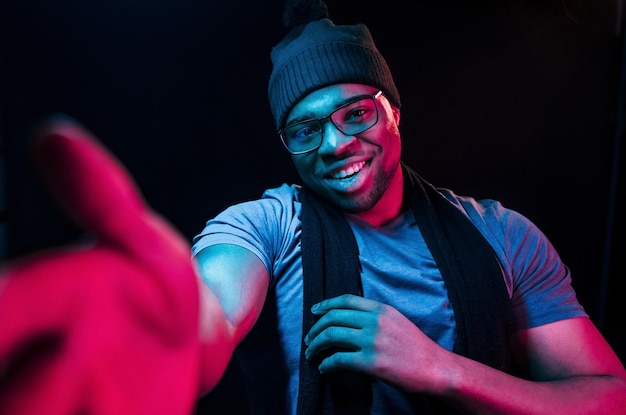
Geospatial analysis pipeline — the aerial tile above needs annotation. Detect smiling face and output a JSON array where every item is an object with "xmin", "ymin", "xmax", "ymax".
[{"xmin": 286, "ymin": 83, "xmax": 405, "ymax": 225}]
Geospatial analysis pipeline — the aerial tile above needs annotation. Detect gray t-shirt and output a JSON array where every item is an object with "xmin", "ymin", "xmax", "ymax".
[{"xmin": 192, "ymin": 183, "xmax": 587, "ymax": 414}]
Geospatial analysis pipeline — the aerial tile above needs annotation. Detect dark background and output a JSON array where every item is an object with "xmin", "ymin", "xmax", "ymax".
[{"xmin": 1, "ymin": 0, "xmax": 624, "ymax": 412}]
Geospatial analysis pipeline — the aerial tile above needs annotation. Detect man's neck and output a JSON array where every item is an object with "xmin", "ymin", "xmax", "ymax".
[{"xmin": 352, "ymin": 167, "xmax": 405, "ymax": 227}]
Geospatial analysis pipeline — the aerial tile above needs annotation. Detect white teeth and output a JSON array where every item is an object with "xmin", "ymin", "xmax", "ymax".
[{"xmin": 332, "ymin": 161, "xmax": 366, "ymax": 179}]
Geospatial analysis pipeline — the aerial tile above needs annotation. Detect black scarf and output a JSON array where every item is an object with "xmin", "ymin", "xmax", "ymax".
[{"xmin": 297, "ymin": 163, "xmax": 513, "ymax": 415}]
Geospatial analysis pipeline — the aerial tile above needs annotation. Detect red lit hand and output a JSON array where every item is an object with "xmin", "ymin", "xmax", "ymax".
[{"xmin": 0, "ymin": 117, "xmax": 209, "ymax": 415}]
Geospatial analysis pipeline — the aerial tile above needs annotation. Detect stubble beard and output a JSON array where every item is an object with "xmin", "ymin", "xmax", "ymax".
[{"xmin": 331, "ymin": 158, "xmax": 401, "ymax": 214}]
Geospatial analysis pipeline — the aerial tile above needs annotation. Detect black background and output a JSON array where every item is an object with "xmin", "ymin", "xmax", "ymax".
[{"xmin": 1, "ymin": 0, "xmax": 624, "ymax": 412}]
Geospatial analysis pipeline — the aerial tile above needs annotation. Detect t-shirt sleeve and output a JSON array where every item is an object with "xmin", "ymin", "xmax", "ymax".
[
  {"xmin": 499, "ymin": 207, "xmax": 588, "ymax": 328},
  {"xmin": 453, "ymin": 193, "xmax": 588, "ymax": 329},
  {"xmin": 191, "ymin": 184, "xmax": 301, "ymax": 280}
]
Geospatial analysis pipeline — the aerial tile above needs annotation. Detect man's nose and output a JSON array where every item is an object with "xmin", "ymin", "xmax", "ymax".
[{"xmin": 317, "ymin": 121, "xmax": 355, "ymax": 155}]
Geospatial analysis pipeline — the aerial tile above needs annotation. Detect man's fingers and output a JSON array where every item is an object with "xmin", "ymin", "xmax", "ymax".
[
  {"xmin": 31, "ymin": 115, "xmax": 196, "ymax": 308},
  {"xmin": 0, "ymin": 116, "xmax": 205, "ymax": 415},
  {"xmin": 312, "ymin": 293, "xmax": 380, "ymax": 314},
  {"xmin": 0, "ymin": 250, "xmax": 87, "ymax": 381},
  {"xmin": 32, "ymin": 115, "xmax": 147, "ymax": 244},
  {"xmin": 305, "ymin": 308, "xmax": 365, "ymax": 344},
  {"xmin": 25, "ymin": 113, "xmax": 200, "ymax": 348}
]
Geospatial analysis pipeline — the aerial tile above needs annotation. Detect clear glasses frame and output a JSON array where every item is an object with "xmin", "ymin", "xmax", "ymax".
[{"xmin": 278, "ymin": 90, "xmax": 383, "ymax": 155}]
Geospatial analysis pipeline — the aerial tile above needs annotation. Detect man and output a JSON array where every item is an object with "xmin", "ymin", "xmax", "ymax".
[
  {"xmin": 0, "ymin": 2, "xmax": 624, "ymax": 415},
  {"xmin": 192, "ymin": 1, "xmax": 626, "ymax": 414}
]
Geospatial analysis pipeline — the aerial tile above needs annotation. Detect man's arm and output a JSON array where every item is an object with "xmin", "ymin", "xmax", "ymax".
[
  {"xmin": 0, "ymin": 117, "xmax": 267, "ymax": 414},
  {"xmin": 441, "ymin": 316, "xmax": 626, "ymax": 414},
  {"xmin": 195, "ymin": 244, "xmax": 270, "ymax": 394},
  {"xmin": 305, "ymin": 294, "xmax": 626, "ymax": 414}
]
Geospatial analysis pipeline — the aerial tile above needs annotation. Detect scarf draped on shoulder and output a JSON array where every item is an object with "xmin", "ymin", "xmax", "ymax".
[{"xmin": 297, "ymin": 162, "xmax": 513, "ymax": 415}]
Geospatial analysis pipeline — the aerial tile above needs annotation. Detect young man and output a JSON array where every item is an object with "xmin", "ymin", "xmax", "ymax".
[
  {"xmin": 192, "ymin": 3, "xmax": 626, "ymax": 414},
  {"xmin": 1, "ymin": 3, "xmax": 623, "ymax": 415}
]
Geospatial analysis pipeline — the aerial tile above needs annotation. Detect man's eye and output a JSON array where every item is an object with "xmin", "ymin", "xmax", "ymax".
[
  {"xmin": 302, "ymin": 127, "xmax": 315, "ymax": 136},
  {"xmin": 346, "ymin": 108, "xmax": 366, "ymax": 122},
  {"xmin": 294, "ymin": 128, "xmax": 311, "ymax": 140},
  {"xmin": 293, "ymin": 124, "xmax": 320, "ymax": 141}
]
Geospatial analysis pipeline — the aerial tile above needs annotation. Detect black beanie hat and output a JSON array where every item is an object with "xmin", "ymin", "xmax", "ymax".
[{"xmin": 268, "ymin": 10, "xmax": 401, "ymax": 130}]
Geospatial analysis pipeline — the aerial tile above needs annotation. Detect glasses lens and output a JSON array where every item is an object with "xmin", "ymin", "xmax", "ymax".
[
  {"xmin": 282, "ymin": 120, "xmax": 323, "ymax": 154},
  {"xmin": 331, "ymin": 97, "xmax": 378, "ymax": 136},
  {"xmin": 280, "ymin": 94, "xmax": 380, "ymax": 154}
]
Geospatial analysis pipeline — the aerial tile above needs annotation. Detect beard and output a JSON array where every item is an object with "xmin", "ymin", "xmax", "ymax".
[{"xmin": 327, "ymin": 157, "xmax": 401, "ymax": 214}]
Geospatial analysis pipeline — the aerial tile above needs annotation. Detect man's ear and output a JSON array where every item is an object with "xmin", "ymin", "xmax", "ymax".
[{"xmin": 393, "ymin": 106, "xmax": 401, "ymax": 126}]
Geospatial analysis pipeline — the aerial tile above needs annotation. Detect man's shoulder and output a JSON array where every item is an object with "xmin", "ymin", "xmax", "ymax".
[
  {"xmin": 260, "ymin": 183, "xmax": 301, "ymax": 202},
  {"xmin": 435, "ymin": 187, "xmax": 536, "ymax": 239},
  {"xmin": 436, "ymin": 187, "xmax": 504, "ymax": 218},
  {"xmin": 215, "ymin": 183, "xmax": 302, "ymax": 223}
]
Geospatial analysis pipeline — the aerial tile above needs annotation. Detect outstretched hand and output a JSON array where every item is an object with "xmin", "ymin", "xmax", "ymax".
[{"xmin": 0, "ymin": 117, "xmax": 227, "ymax": 415}]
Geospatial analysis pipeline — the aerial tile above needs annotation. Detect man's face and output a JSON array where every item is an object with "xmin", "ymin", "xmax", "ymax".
[{"xmin": 286, "ymin": 83, "xmax": 402, "ymax": 214}]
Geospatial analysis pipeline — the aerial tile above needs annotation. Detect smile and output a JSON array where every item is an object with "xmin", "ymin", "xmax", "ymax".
[{"xmin": 331, "ymin": 161, "xmax": 366, "ymax": 179}]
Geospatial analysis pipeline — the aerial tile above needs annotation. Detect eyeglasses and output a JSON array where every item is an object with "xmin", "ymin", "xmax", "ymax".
[{"xmin": 279, "ymin": 90, "xmax": 383, "ymax": 155}]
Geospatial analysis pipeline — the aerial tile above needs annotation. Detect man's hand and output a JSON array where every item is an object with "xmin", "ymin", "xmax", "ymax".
[
  {"xmin": 304, "ymin": 293, "xmax": 449, "ymax": 393},
  {"xmin": 0, "ymin": 117, "xmax": 227, "ymax": 415}
]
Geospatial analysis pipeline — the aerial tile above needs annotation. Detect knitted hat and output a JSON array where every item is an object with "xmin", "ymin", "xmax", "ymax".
[{"xmin": 268, "ymin": 18, "xmax": 401, "ymax": 130}]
